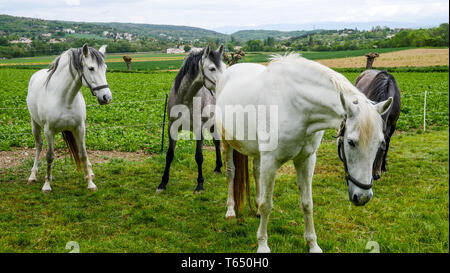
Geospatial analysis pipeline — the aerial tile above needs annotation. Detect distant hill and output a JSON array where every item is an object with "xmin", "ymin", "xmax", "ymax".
[
  {"xmin": 230, "ymin": 29, "xmax": 323, "ymax": 42},
  {"xmin": 216, "ymin": 20, "xmax": 448, "ymax": 34},
  {"xmin": 0, "ymin": 14, "xmax": 228, "ymax": 42}
]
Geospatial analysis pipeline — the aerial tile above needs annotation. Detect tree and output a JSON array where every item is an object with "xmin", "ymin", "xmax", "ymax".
[
  {"xmin": 184, "ymin": 44, "xmax": 191, "ymax": 52},
  {"xmin": 245, "ymin": 40, "xmax": 263, "ymax": 51}
]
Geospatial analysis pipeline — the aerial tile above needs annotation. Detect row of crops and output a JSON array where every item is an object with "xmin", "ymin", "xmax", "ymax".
[{"xmin": 0, "ymin": 68, "xmax": 448, "ymax": 152}]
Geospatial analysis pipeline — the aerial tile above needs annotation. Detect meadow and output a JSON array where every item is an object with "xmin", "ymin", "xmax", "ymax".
[
  {"xmin": 0, "ymin": 68, "xmax": 448, "ymax": 152},
  {"xmin": 0, "ymin": 57, "xmax": 448, "ymax": 252}
]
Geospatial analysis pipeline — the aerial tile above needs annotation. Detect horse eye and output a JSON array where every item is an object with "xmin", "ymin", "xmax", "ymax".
[
  {"xmin": 209, "ymin": 67, "xmax": 216, "ymax": 72},
  {"xmin": 88, "ymin": 67, "xmax": 94, "ymax": 71},
  {"xmin": 348, "ymin": 140, "xmax": 356, "ymax": 147}
]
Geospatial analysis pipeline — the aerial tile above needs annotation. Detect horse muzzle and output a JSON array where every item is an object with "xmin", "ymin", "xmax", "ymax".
[
  {"xmin": 348, "ymin": 186, "xmax": 373, "ymax": 206},
  {"xmin": 96, "ymin": 89, "xmax": 112, "ymax": 105}
]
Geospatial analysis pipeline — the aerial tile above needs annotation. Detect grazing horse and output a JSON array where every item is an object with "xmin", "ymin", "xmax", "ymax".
[
  {"xmin": 157, "ymin": 45, "xmax": 226, "ymax": 194},
  {"xmin": 215, "ymin": 54, "xmax": 392, "ymax": 253},
  {"xmin": 27, "ymin": 44, "xmax": 112, "ymax": 193},
  {"xmin": 355, "ymin": 70, "xmax": 401, "ymax": 180}
]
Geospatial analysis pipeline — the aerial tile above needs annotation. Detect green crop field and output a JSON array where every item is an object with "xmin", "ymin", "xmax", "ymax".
[
  {"xmin": 0, "ymin": 66, "xmax": 448, "ymax": 253},
  {"xmin": 0, "ymin": 68, "xmax": 448, "ymax": 152}
]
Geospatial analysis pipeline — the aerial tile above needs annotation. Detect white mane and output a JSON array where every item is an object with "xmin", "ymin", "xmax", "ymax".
[
  {"xmin": 269, "ymin": 53, "xmax": 382, "ymax": 149},
  {"xmin": 269, "ymin": 53, "xmax": 366, "ymax": 99}
]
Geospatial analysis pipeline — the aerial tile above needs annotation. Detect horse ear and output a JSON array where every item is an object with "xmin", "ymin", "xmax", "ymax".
[
  {"xmin": 339, "ymin": 92, "xmax": 347, "ymax": 113},
  {"xmin": 217, "ymin": 44, "xmax": 224, "ymax": 56},
  {"xmin": 99, "ymin": 45, "xmax": 107, "ymax": 55},
  {"xmin": 340, "ymin": 92, "xmax": 358, "ymax": 117},
  {"xmin": 82, "ymin": 43, "xmax": 89, "ymax": 57},
  {"xmin": 374, "ymin": 97, "xmax": 393, "ymax": 115},
  {"xmin": 203, "ymin": 45, "xmax": 211, "ymax": 59}
]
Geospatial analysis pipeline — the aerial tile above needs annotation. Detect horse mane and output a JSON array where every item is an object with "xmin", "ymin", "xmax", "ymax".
[
  {"xmin": 173, "ymin": 48, "xmax": 222, "ymax": 93},
  {"xmin": 269, "ymin": 53, "xmax": 366, "ymax": 98},
  {"xmin": 269, "ymin": 53, "xmax": 382, "ymax": 149},
  {"xmin": 45, "ymin": 47, "xmax": 105, "ymax": 86},
  {"xmin": 366, "ymin": 70, "xmax": 397, "ymax": 102}
]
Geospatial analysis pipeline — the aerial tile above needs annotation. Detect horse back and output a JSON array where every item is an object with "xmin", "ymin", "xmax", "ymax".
[{"xmin": 356, "ymin": 70, "xmax": 401, "ymax": 135}]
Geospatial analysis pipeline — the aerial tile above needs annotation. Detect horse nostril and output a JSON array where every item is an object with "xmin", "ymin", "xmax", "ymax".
[
  {"xmin": 352, "ymin": 194, "xmax": 359, "ymax": 203},
  {"xmin": 103, "ymin": 95, "xmax": 107, "ymax": 101},
  {"xmin": 374, "ymin": 174, "xmax": 381, "ymax": 180}
]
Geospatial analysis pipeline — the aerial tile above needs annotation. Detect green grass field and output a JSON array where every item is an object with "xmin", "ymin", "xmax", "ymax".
[
  {"xmin": 0, "ymin": 69, "xmax": 448, "ymax": 152},
  {"xmin": 0, "ymin": 129, "xmax": 447, "ymax": 252}
]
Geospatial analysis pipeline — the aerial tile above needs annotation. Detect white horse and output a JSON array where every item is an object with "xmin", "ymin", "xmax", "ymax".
[
  {"xmin": 215, "ymin": 54, "xmax": 392, "ymax": 253},
  {"xmin": 27, "ymin": 44, "xmax": 112, "ymax": 193}
]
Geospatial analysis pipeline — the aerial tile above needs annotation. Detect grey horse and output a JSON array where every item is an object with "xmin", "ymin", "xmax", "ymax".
[{"xmin": 157, "ymin": 45, "xmax": 226, "ymax": 193}]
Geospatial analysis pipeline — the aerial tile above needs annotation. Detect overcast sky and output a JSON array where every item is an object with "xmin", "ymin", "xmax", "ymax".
[{"xmin": 0, "ymin": 0, "xmax": 448, "ymax": 30}]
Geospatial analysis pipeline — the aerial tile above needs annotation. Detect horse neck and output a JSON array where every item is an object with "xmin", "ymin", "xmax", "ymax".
[
  {"xmin": 174, "ymin": 72, "xmax": 203, "ymax": 106},
  {"xmin": 295, "ymin": 87, "xmax": 355, "ymax": 134},
  {"xmin": 50, "ymin": 52, "xmax": 83, "ymax": 106}
]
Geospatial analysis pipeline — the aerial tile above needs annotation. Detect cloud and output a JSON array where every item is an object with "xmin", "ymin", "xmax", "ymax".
[
  {"xmin": 65, "ymin": 0, "xmax": 80, "ymax": 6},
  {"xmin": 0, "ymin": 0, "xmax": 448, "ymax": 29}
]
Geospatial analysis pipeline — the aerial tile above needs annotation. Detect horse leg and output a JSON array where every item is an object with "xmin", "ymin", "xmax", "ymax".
[
  {"xmin": 28, "ymin": 120, "xmax": 42, "ymax": 184},
  {"xmin": 74, "ymin": 125, "xmax": 97, "ymax": 191},
  {"xmin": 42, "ymin": 129, "xmax": 55, "ymax": 193},
  {"xmin": 382, "ymin": 125, "xmax": 396, "ymax": 173},
  {"xmin": 194, "ymin": 137, "xmax": 205, "ymax": 193},
  {"xmin": 157, "ymin": 137, "xmax": 177, "ymax": 193},
  {"xmin": 213, "ymin": 138, "xmax": 223, "ymax": 173},
  {"xmin": 294, "ymin": 153, "xmax": 322, "ymax": 253},
  {"xmin": 224, "ymin": 142, "xmax": 236, "ymax": 219},
  {"xmin": 256, "ymin": 155, "xmax": 278, "ymax": 253},
  {"xmin": 210, "ymin": 126, "xmax": 223, "ymax": 173},
  {"xmin": 253, "ymin": 156, "xmax": 261, "ymax": 217}
]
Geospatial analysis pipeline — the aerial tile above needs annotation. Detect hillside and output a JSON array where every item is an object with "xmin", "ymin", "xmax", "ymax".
[
  {"xmin": 0, "ymin": 14, "xmax": 228, "ymax": 42},
  {"xmin": 230, "ymin": 29, "xmax": 322, "ymax": 41}
]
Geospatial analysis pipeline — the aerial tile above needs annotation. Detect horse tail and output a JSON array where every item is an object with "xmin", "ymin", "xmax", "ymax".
[
  {"xmin": 62, "ymin": 131, "xmax": 81, "ymax": 171},
  {"xmin": 233, "ymin": 150, "xmax": 252, "ymax": 215}
]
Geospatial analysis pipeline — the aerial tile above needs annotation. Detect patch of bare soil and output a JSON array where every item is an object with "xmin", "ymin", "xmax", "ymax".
[{"xmin": 0, "ymin": 147, "xmax": 149, "ymax": 169}]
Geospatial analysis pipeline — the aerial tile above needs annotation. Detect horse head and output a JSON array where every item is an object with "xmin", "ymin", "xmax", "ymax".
[
  {"xmin": 338, "ymin": 92, "xmax": 393, "ymax": 206},
  {"xmin": 199, "ymin": 45, "xmax": 226, "ymax": 92},
  {"xmin": 80, "ymin": 44, "xmax": 112, "ymax": 105}
]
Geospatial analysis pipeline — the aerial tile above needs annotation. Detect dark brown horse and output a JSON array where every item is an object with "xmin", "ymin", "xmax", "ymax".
[{"xmin": 355, "ymin": 70, "xmax": 401, "ymax": 180}]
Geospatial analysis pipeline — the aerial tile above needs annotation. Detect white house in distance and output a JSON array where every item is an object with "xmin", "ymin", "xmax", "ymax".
[
  {"xmin": 10, "ymin": 37, "xmax": 32, "ymax": 44},
  {"xmin": 166, "ymin": 45, "xmax": 185, "ymax": 54},
  {"xmin": 166, "ymin": 45, "xmax": 203, "ymax": 54},
  {"xmin": 63, "ymin": 28, "xmax": 75, "ymax": 34}
]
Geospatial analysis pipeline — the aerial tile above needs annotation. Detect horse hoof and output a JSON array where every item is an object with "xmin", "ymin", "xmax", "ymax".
[
  {"xmin": 156, "ymin": 188, "xmax": 164, "ymax": 194},
  {"xmin": 41, "ymin": 188, "xmax": 52, "ymax": 193},
  {"xmin": 257, "ymin": 246, "xmax": 271, "ymax": 253},
  {"xmin": 194, "ymin": 190, "xmax": 203, "ymax": 195},
  {"xmin": 88, "ymin": 186, "xmax": 98, "ymax": 192},
  {"xmin": 214, "ymin": 169, "xmax": 222, "ymax": 174},
  {"xmin": 27, "ymin": 178, "xmax": 36, "ymax": 185},
  {"xmin": 309, "ymin": 246, "xmax": 323, "ymax": 253},
  {"xmin": 225, "ymin": 210, "xmax": 236, "ymax": 220}
]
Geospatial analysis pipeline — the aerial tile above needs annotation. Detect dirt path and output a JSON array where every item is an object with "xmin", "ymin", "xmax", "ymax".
[{"xmin": 317, "ymin": 48, "xmax": 449, "ymax": 68}]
